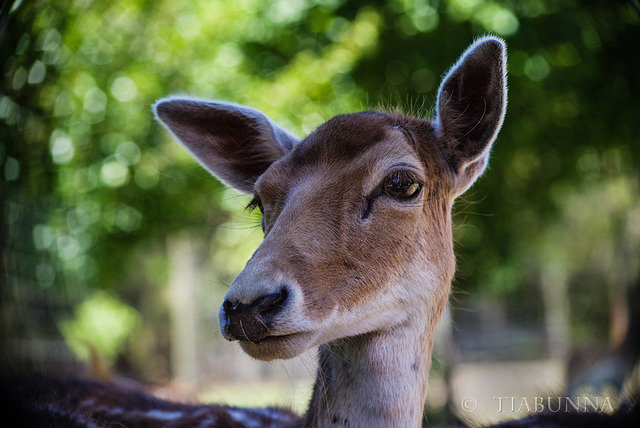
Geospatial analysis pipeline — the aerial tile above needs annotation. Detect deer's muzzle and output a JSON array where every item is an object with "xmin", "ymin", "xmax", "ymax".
[{"xmin": 221, "ymin": 287, "xmax": 289, "ymax": 343}]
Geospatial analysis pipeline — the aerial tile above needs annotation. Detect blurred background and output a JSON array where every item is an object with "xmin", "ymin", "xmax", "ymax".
[{"xmin": 1, "ymin": 0, "xmax": 639, "ymax": 426}]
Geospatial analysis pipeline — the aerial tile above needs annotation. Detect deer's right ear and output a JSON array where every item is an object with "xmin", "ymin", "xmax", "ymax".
[
  {"xmin": 436, "ymin": 37, "xmax": 507, "ymax": 198},
  {"xmin": 154, "ymin": 98, "xmax": 299, "ymax": 193}
]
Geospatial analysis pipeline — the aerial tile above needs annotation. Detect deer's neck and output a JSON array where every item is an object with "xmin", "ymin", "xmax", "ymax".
[
  {"xmin": 299, "ymin": 212, "xmax": 454, "ymax": 428},
  {"xmin": 303, "ymin": 312, "xmax": 437, "ymax": 428}
]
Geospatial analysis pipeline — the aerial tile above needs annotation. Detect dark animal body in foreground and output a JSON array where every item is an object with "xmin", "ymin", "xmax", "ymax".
[{"xmin": 1, "ymin": 376, "xmax": 638, "ymax": 427}]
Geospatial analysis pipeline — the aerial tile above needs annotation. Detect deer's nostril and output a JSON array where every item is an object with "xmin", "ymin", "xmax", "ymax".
[
  {"xmin": 222, "ymin": 299, "xmax": 234, "ymax": 311},
  {"xmin": 254, "ymin": 288, "xmax": 288, "ymax": 318}
]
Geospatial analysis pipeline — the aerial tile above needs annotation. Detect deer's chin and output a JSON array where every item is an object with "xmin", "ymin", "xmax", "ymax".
[{"xmin": 238, "ymin": 331, "xmax": 316, "ymax": 361}]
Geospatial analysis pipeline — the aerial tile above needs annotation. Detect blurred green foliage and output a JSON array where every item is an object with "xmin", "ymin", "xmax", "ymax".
[
  {"xmin": 59, "ymin": 291, "xmax": 141, "ymax": 362},
  {"xmin": 1, "ymin": 0, "xmax": 639, "ymax": 378}
]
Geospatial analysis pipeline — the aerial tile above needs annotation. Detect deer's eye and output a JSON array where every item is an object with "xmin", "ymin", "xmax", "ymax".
[{"xmin": 382, "ymin": 172, "xmax": 421, "ymax": 199}]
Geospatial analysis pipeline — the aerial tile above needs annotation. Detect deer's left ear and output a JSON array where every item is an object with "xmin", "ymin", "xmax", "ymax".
[
  {"xmin": 436, "ymin": 36, "xmax": 507, "ymax": 198},
  {"xmin": 154, "ymin": 98, "xmax": 299, "ymax": 194}
]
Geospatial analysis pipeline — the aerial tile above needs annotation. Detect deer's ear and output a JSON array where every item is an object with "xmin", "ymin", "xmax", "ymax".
[
  {"xmin": 436, "ymin": 36, "xmax": 507, "ymax": 198},
  {"xmin": 154, "ymin": 98, "xmax": 299, "ymax": 193}
]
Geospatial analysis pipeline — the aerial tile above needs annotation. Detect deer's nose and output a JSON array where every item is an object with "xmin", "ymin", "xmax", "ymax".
[{"xmin": 222, "ymin": 287, "xmax": 288, "ymax": 342}]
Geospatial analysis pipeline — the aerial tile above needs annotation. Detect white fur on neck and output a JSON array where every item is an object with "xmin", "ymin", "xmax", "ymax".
[
  {"xmin": 303, "ymin": 255, "xmax": 450, "ymax": 428},
  {"xmin": 306, "ymin": 310, "xmax": 436, "ymax": 428}
]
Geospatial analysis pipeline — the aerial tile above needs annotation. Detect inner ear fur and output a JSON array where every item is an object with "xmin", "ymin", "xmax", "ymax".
[
  {"xmin": 436, "ymin": 36, "xmax": 507, "ymax": 197},
  {"xmin": 154, "ymin": 98, "xmax": 299, "ymax": 194}
]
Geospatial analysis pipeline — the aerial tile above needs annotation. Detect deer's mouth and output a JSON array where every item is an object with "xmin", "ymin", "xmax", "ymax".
[
  {"xmin": 231, "ymin": 331, "xmax": 297, "ymax": 345},
  {"xmin": 253, "ymin": 331, "xmax": 307, "ymax": 344},
  {"xmin": 237, "ymin": 330, "xmax": 316, "ymax": 361}
]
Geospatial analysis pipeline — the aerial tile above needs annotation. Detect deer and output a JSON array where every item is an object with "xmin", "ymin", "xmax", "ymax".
[
  {"xmin": 148, "ymin": 35, "xmax": 508, "ymax": 428},
  {"xmin": 1, "ymin": 35, "xmax": 506, "ymax": 428}
]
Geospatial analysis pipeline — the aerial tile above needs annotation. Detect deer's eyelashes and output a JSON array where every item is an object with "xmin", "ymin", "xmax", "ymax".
[
  {"xmin": 246, "ymin": 195, "xmax": 264, "ymax": 214},
  {"xmin": 247, "ymin": 195, "xmax": 267, "ymax": 232}
]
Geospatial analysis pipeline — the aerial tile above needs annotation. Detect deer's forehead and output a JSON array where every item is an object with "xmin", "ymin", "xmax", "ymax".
[
  {"xmin": 293, "ymin": 111, "xmax": 395, "ymax": 164},
  {"xmin": 260, "ymin": 112, "xmax": 431, "ymax": 189}
]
